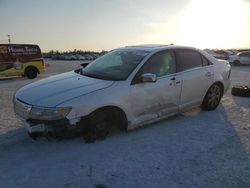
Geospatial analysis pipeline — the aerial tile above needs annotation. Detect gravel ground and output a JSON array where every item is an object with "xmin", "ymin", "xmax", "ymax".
[{"xmin": 0, "ymin": 60, "xmax": 250, "ymax": 188}]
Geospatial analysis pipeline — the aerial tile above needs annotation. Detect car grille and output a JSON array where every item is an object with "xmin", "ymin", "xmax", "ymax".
[{"xmin": 14, "ymin": 99, "xmax": 32, "ymax": 119}]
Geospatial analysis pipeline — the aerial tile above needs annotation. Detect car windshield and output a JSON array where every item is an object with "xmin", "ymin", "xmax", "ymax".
[{"xmin": 82, "ymin": 50, "xmax": 150, "ymax": 80}]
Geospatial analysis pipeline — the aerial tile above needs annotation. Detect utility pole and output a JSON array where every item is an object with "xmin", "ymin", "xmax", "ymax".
[
  {"xmin": 7, "ymin": 34, "xmax": 11, "ymax": 45},
  {"xmin": 7, "ymin": 34, "xmax": 12, "ymax": 55}
]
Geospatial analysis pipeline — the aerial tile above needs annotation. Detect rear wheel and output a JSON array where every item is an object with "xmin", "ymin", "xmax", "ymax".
[
  {"xmin": 201, "ymin": 83, "xmax": 223, "ymax": 111},
  {"xmin": 25, "ymin": 67, "xmax": 38, "ymax": 79}
]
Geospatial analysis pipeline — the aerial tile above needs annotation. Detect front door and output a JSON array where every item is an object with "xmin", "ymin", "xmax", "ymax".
[{"xmin": 129, "ymin": 50, "xmax": 182, "ymax": 127}]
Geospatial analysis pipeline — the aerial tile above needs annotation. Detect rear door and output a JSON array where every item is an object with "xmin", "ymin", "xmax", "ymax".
[
  {"xmin": 129, "ymin": 50, "xmax": 182, "ymax": 126},
  {"xmin": 175, "ymin": 49, "xmax": 214, "ymax": 110}
]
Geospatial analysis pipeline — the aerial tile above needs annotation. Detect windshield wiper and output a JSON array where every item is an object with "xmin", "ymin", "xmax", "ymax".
[
  {"xmin": 82, "ymin": 72, "xmax": 104, "ymax": 80},
  {"xmin": 84, "ymin": 71, "xmax": 122, "ymax": 81}
]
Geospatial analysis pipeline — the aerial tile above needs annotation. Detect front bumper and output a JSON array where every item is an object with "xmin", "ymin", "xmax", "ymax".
[
  {"xmin": 23, "ymin": 119, "xmax": 70, "ymax": 134},
  {"xmin": 14, "ymin": 98, "xmax": 73, "ymax": 134},
  {"xmin": 22, "ymin": 118, "xmax": 88, "ymax": 139}
]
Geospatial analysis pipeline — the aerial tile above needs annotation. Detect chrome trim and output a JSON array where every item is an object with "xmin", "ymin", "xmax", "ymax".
[
  {"xmin": 24, "ymin": 122, "xmax": 46, "ymax": 133},
  {"xmin": 14, "ymin": 99, "xmax": 32, "ymax": 119}
]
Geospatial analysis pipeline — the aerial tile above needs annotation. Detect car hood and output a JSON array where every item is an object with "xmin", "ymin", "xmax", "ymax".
[{"xmin": 15, "ymin": 71, "xmax": 114, "ymax": 107}]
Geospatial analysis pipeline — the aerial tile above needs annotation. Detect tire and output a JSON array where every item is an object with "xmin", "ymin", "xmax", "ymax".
[
  {"xmin": 83, "ymin": 111, "xmax": 110, "ymax": 143},
  {"xmin": 112, "ymin": 110, "xmax": 128, "ymax": 131},
  {"xmin": 25, "ymin": 67, "xmax": 38, "ymax": 79},
  {"xmin": 231, "ymin": 85, "xmax": 250, "ymax": 97},
  {"xmin": 201, "ymin": 83, "xmax": 223, "ymax": 111},
  {"xmin": 28, "ymin": 132, "xmax": 39, "ymax": 140}
]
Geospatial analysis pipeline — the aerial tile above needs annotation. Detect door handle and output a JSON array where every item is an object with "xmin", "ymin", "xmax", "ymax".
[
  {"xmin": 170, "ymin": 77, "xmax": 181, "ymax": 86},
  {"xmin": 170, "ymin": 77, "xmax": 176, "ymax": 81},
  {"xmin": 205, "ymin": 72, "xmax": 212, "ymax": 77}
]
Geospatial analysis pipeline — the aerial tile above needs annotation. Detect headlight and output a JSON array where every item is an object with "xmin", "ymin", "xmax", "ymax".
[{"xmin": 29, "ymin": 106, "xmax": 72, "ymax": 120}]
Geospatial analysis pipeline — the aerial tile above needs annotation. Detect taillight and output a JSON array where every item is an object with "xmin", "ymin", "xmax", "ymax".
[
  {"xmin": 228, "ymin": 68, "xmax": 231, "ymax": 79},
  {"xmin": 41, "ymin": 59, "xmax": 45, "ymax": 67}
]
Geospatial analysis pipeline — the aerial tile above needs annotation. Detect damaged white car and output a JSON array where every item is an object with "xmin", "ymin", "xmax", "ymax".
[{"xmin": 13, "ymin": 45, "xmax": 231, "ymax": 140}]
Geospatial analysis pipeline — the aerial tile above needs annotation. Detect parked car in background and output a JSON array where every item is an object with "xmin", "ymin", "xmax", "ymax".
[
  {"xmin": 214, "ymin": 50, "xmax": 229, "ymax": 60},
  {"xmin": 13, "ymin": 45, "xmax": 231, "ymax": 140},
  {"xmin": 0, "ymin": 44, "xmax": 45, "ymax": 79},
  {"xmin": 75, "ymin": 54, "xmax": 86, "ymax": 60},
  {"xmin": 224, "ymin": 50, "xmax": 236, "ymax": 56},
  {"xmin": 51, "ymin": 53, "xmax": 98, "ymax": 61},
  {"xmin": 228, "ymin": 51, "xmax": 250, "ymax": 65},
  {"xmin": 84, "ymin": 54, "xmax": 94, "ymax": 60},
  {"xmin": 204, "ymin": 49, "xmax": 228, "ymax": 60},
  {"xmin": 64, "ymin": 54, "xmax": 78, "ymax": 60}
]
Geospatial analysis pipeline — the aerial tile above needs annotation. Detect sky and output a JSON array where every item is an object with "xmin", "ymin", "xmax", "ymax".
[{"xmin": 0, "ymin": 0, "xmax": 250, "ymax": 52}]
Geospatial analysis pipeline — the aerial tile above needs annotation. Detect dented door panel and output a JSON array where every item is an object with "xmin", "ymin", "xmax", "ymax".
[{"xmin": 129, "ymin": 74, "xmax": 181, "ymax": 127}]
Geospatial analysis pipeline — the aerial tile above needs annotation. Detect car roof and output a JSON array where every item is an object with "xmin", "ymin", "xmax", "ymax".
[
  {"xmin": 117, "ymin": 44, "xmax": 197, "ymax": 52},
  {"xmin": 239, "ymin": 51, "xmax": 250, "ymax": 54},
  {"xmin": 0, "ymin": 43, "xmax": 39, "ymax": 47}
]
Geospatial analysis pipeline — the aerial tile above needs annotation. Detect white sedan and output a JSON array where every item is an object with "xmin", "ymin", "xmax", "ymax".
[
  {"xmin": 13, "ymin": 45, "xmax": 231, "ymax": 140},
  {"xmin": 228, "ymin": 51, "xmax": 250, "ymax": 65}
]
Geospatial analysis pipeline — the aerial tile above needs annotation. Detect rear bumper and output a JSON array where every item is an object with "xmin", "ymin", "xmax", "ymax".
[
  {"xmin": 224, "ymin": 79, "xmax": 231, "ymax": 93},
  {"xmin": 38, "ymin": 67, "xmax": 46, "ymax": 73}
]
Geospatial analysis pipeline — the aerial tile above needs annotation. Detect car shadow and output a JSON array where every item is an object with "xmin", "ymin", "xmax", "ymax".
[
  {"xmin": 0, "ymin": 76, "xmax": 25, "ymax": 82},
  {"xmin": 232, "ymin": 95, "xmax": 250, "ymax": 109},
  {"xmin": 0, "ymin": 75, "xmax": 45, "ymax": 86},
  {"xmin": 0, "ymin": 96, "xmax": 250, "ymax": 188}
]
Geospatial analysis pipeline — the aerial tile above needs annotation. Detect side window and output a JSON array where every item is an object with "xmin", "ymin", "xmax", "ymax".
[
  {"xmin": 240, "ymin": 52, "xmax": 250, "ymax": 57},
  {"xmin": 141, "ymin": 50, "xmax": 176, "ymax": 77},
  {"xmin": 239, "ymin": 53, "xmax": 245, "ymax": 57},
  {"xmin": 176, "ymin": 50, "xmax": 202, "ymax": 71},
  {"xmin": 201, "ymin": 55, "xmax": 211, "ymax": 66}
]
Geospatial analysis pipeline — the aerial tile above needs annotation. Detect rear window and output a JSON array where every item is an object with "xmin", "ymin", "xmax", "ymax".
[{"xmin": 201, "ymin": 55, "xmax": 212, "ymax": 66}]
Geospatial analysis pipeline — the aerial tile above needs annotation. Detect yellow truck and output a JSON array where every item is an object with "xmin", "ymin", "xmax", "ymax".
[{"xmin": 0, "ymin": 44, "xmax": 45, "ymax": 79}]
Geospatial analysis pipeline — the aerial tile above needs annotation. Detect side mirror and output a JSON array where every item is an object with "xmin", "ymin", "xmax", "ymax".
[
  {"xmin": 80, "ymin": 62, "xmax": 89, "ymax": 68},
  {"xmin": 141, "ymin": 73, "xmax": 157, "ymax": 83}
]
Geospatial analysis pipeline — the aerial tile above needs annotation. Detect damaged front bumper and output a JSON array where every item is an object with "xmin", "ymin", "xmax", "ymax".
[
  {"xmin": 23, "ymin": 118, "xmax": 71, "ymax": 135},
  {"xmin": 21, "ymin": 118, "xmax": 88, "ymax": 139},
  {"xmin": 14, "ymin": 98, "xmax": 85, "ymax": 137}
]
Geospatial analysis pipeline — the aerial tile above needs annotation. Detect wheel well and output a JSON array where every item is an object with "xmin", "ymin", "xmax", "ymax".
[
  {"xmin": 214, "ymin": 81, "xmax": 224, "ymax": 94},
  {"xmin": 201, "ymin": 81, "xmax": 225, "ymax": 110},
  {"xmin": 25, "ymin": 66, "xmax": 39, "ymax": 74},
  {"xmin": 203, "ymin": 81, "xmax": 224, "ymax": 102},
  {"xmin": 90, "ymin": 106, "xmax": 128, "ymax": 131}
]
